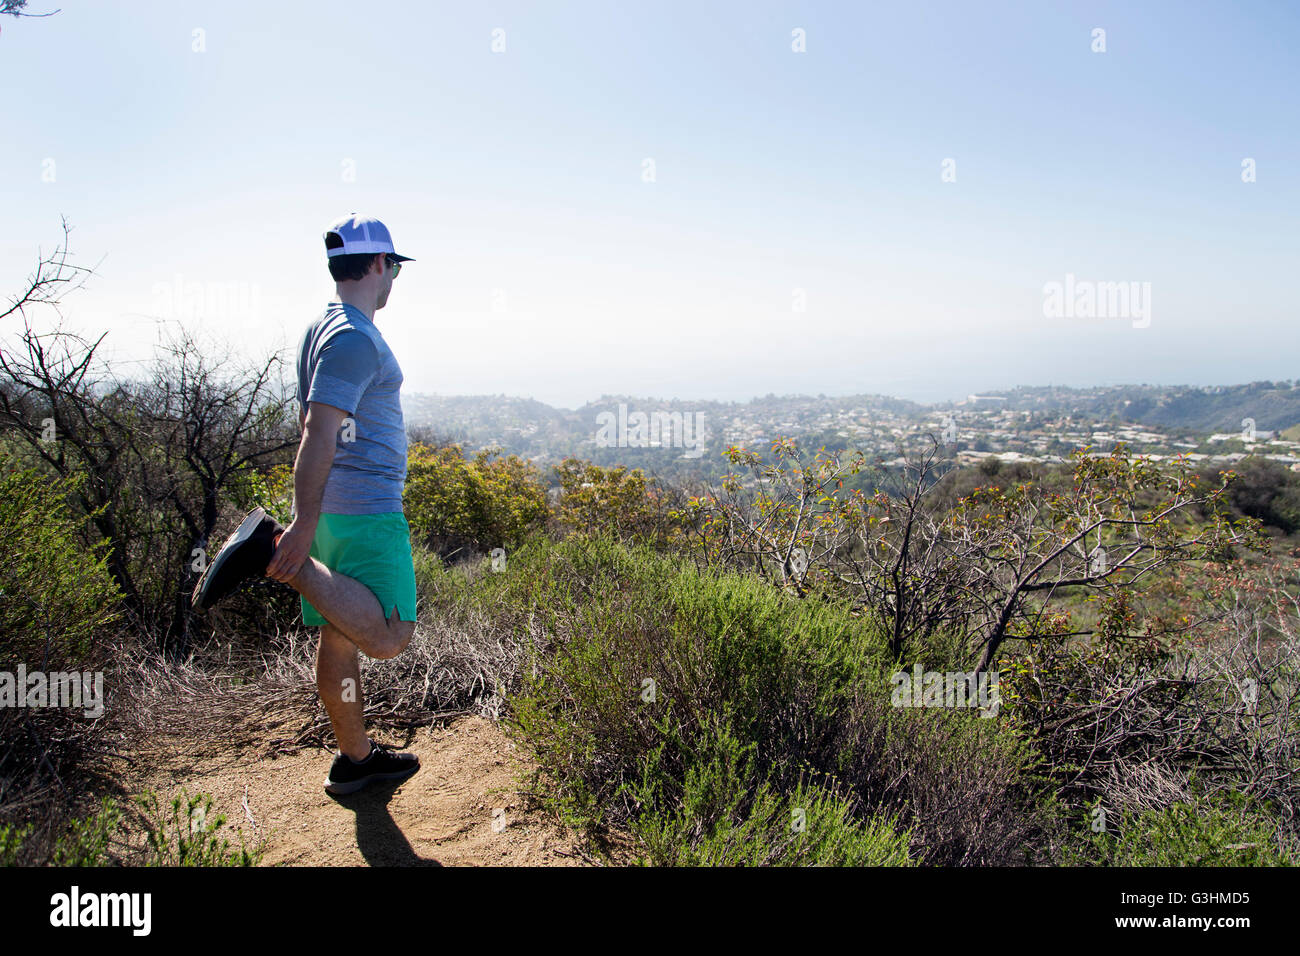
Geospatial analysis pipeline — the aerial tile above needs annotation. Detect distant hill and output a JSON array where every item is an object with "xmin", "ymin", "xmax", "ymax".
[{"xmin": 955, "ymin": 382, "xmax": 1300, "ymax": 433}]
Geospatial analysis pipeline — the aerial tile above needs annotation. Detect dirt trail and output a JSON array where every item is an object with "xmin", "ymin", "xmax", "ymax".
[{"xmin": 129, "ymin": 715, "xmax": 592, "ymax": 866}]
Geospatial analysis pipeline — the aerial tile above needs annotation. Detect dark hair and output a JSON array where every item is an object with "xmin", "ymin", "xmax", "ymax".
[{"xmin": 325, "ymin": 231, "xmax": 382, "ymax": 282}]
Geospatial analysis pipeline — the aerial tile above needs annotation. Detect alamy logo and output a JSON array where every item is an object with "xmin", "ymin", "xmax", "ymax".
[
  {"xmin": 890, "ymin": 664, "xmax": 1000, "ymax": 717},
  {"xmin": 151, "ymin": 273, "xmax": 261, "ymax": 322},
  {"xmin": 1042, "ymin": 273, "xmax": 1151, "ymax": 328},
  {"xmin": 0, "ymin": 666, "xmax": 104, "ymax": 718},
  {"xmin": 594, "ymin": 403, "xmax": 708, "ymax": 459},
  {"xmin": 49, "ymin": 886, "xmax": 151, "ymax": 936}
]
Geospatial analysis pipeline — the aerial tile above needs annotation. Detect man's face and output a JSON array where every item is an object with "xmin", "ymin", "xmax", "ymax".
[{"xmin": 375, "ymin": 254, "xmax": 395, "ymax": 310}]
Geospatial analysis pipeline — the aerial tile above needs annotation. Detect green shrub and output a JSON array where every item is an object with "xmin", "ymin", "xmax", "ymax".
[
  {"xmin": 551, "ymin": 458, "xmax": 664, "ymax": 543},
  {"xmin": 228, "ymin": 463, "xmax": 294, "ymax": 526},
  {"xmin": 0, "ymin": 822, "xmax": 31, "ymax": 866},
  {"xmin": 404, "ymin": 443, "xmax": 548, "ymax": 560},
  {"xmin": 628, "ymin": 713, "xmax": 914, "ymax": 866},
  {"xmin": 52, "ymin": 797, "xmax": 122, "ymax": 866},
  {"xmin": 1065, "ymin": 793, "xmax": 1295, "ymax": 866},
  {"xmin": 0, "ymin": 468, "xmax": 121, "ymax": 665},
  {"xmin": 1215, "ymin": 457, "xmax": 1300, "ymax": 535},
  {"xmin": 505, "ymin": 534, "xmax": 1051, "ymax": 865},
  {"xmin": 5, "ymin": 791, "xmax": 261, "ymax": 867},
  {"xmin": 137, "ymin": 790, "xmax": 262, "ymax": 867}
]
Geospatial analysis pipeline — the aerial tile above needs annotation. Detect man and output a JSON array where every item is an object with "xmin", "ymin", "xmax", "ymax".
[{"xmin": 191, "ymin": 213, "xmax": 420, "ymax": 796}]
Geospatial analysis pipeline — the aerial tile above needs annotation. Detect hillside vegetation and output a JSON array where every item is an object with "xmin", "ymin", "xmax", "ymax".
[
  {"xmin": 4, "ymin": 410, "xmax": 1299, "ymax": 864},
  {"xmin": 3, "ymin": 243, "xmax": 1299, "ymax": 866}
]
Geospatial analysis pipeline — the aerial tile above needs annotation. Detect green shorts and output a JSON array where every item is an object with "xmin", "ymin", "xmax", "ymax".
[{"xmin": 300, "ymin": 511, "xmax": 418, "ymax": 627}]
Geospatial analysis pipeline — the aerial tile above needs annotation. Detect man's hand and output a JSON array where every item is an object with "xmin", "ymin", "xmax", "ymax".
[{"xmin": 266, "ymin": 518, "xmax": 316, "ymax": 583}]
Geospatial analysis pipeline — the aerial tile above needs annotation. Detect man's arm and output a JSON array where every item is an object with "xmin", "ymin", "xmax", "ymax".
[
  {"xmin": 292, "ymin": 400, "xmax": 348, "ymax": 527},
  {"xmin": 266, "ymin": 401, "xmax": 348, "ymax": 582}
]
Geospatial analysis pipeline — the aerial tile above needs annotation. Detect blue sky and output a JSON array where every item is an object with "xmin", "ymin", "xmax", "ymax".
[{"xmin": 3, "ymin": 0, "xmax": 1297, "ymax": 408}]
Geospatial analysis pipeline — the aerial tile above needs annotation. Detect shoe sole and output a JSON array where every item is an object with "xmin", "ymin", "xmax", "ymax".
[
  {"xmin": 324, "ymin": 764, "xmax": 420, "ymax": 796},
  {"xmin": 191, "ymin": 507, "xmax": 267, "ymax": 611}
]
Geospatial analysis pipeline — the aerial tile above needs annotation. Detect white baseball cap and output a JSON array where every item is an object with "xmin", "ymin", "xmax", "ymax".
[{"xmin": 323, "ymin": 213, "xmax": 414, "ymax": 261}]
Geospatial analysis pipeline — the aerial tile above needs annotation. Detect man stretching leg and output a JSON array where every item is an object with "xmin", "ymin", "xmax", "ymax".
[{"xmin": 192, "ymin": 213, "xmax": 420, "ymax": 796}]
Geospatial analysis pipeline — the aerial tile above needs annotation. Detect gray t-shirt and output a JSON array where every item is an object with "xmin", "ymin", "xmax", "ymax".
[{"xmin": 295, "ymin": 302, "xmax": 407, "ymax": 515}]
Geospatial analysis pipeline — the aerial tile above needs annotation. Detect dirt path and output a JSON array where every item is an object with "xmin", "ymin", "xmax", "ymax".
[{"xmin": 129, "ymin": 715, "xmax": 592, "ymax": 866}]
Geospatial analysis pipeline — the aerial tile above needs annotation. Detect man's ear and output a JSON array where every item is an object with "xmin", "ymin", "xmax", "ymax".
[{"xmin": 373, "ymin": 254, "xmax": 385, "ymax": 275}]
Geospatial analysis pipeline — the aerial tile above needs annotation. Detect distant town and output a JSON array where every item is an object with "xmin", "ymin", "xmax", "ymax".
[{"xmin": 402, "ymin": 381, "xmax": 1300, "ymax": 479}]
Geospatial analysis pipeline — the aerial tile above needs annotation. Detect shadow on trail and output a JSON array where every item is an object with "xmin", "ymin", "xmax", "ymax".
[{"xmin": 329, "ymin": 781, "xmax": 440, "ymax": 867}]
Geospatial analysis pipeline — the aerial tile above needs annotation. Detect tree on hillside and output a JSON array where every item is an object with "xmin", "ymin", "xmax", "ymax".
[
  {"xmin": 694, "ymin": 435, "xmax": 1267, "ymax": 671},
  {"xmin": 0, "ymin": 222, "xmax": 298, "ymax": 654}
]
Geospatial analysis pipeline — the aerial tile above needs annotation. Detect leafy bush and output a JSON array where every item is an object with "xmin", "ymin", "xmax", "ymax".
[
  {"xmin": 0, "ymin": 468, "xmax": 121, "ymax": 666},
  {"xmin": 505, "ymin": 534, "xmax": 1052, "ymax": 865},
  {"xmin": 229, "ymin": 462, "xmax": 294, "ymax": 526},
  {"xmin": 0, "ymin": 822, "xmax": 30, "ymax": 866},
  {"xmin": 628, "ymin": 714, "xmax": 914, "ymax": 866},
  {"xmin": 5, "ymin": 791, "xmax": 262, "ymax": 867},
  {"xmin": 1065, "ymin": 793, "xmax": 1295, "ymax": 866},
  {"xmin": 137, "ymin": 790, "xmax": 262, "ymax": 867},
  {"xmin": 1213, "ymin": 457, "xmax": 1300, "ymax": 535},
  {"xmin": 0, "ymin": 469, "xmax": 122, "ymax": 867},
  {"xmin": 551, "ymin": 458, "xmax": 666, "ymax": 544},
  {"xmin": 52, "ymin": 797, "xmax": 122, "ymax": 866},
  {"xmin": 404, "ymin": 442, "xmax": 548, "ymax": 561}
]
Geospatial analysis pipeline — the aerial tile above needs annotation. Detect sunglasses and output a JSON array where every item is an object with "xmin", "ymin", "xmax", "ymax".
[{"xmin": 385, "ymin": 255, "xmax": 402, "ymax": 278}]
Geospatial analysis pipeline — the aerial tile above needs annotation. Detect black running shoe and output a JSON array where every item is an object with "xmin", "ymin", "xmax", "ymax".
[
  {"xmin": 190, "ymin": 507, "xmax": 286, "ymax": 612},
  {"xmin": 325, "ymin": 741, "xmax": 420, "ymax": 795}
]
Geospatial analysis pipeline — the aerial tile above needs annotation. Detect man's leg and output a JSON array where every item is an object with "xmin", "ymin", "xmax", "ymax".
[
  {"xmin": 316, "ymin": 616, "xmax": 421, "ymax": 794},
  {"xmin": 278, "ymin": 514, "xmax": 422, "ymax": 794},
  {"xmin": 316, "ymin": 622, "xmax": 370, "ymax": 762},
  {"xmin": 289, "ymin": 558, "xmax": 414, "ymax": 661}
]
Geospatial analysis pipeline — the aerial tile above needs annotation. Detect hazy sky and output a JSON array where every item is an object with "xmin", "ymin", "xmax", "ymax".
[{"xmin": 3, "ymin": 0, "xmax": 1297, "ymax": 409}]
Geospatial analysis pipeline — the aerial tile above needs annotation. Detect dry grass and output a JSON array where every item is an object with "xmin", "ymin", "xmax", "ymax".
[{"xmin": 116, "ymin": 569, "xmax": 547, "ymax": 762}]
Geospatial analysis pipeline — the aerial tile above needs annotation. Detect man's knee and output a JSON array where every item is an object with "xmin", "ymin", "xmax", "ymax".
[{"xmin": 371, "ymin": 613, "xmax": 414, "ymax": 660}]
